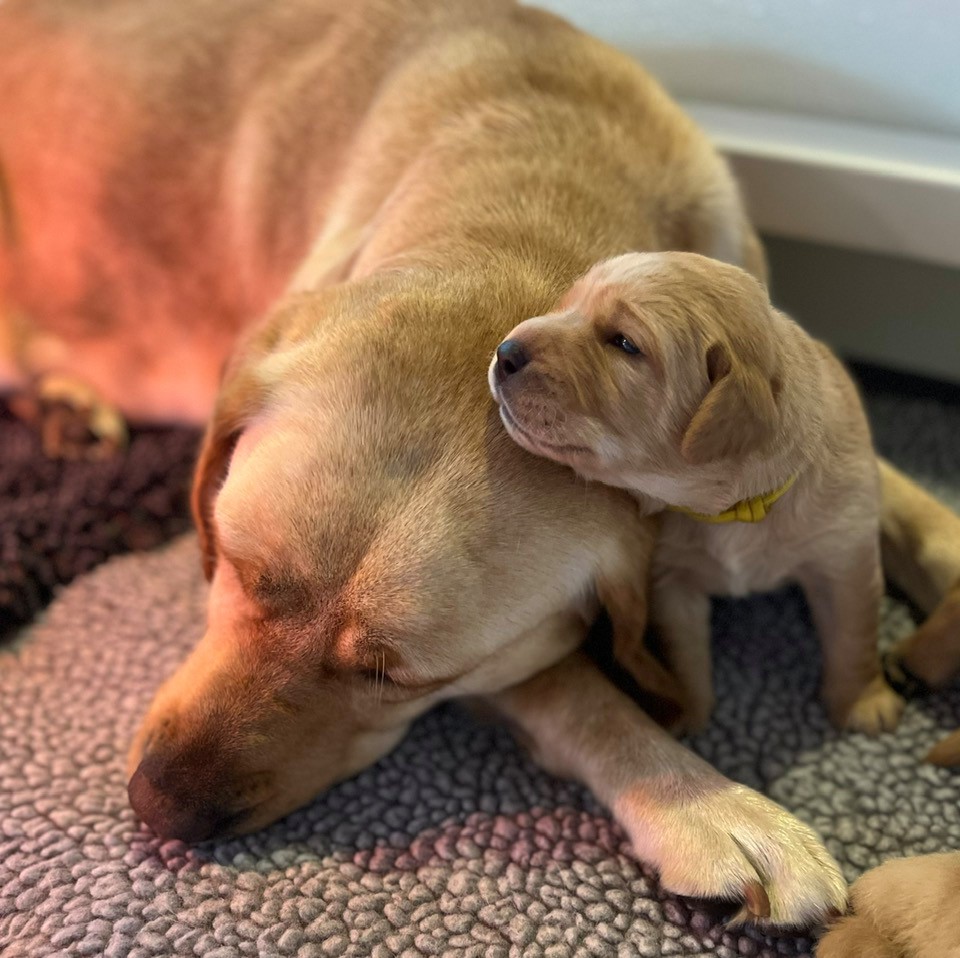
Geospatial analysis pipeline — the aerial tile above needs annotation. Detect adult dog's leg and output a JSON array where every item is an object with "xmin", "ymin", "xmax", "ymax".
[{"xmin": 486, "ymin": 652, "xmax": 847, "ymax": 927}]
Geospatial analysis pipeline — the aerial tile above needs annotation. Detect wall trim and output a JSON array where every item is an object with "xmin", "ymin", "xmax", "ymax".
[{"xmin": 684, "ymin": 100, "xmax": 960, "ymax": 270}]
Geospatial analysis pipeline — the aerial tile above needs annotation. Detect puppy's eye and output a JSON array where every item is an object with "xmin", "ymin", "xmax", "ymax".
[{"xmin": 608, "ymin": 333, "xmax": 642, "ymax": 356}]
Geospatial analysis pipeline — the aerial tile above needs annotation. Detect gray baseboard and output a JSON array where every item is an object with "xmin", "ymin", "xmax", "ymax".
[{"xmin": 763, "ymin": 235, "xmax": 960, "ymax": 385}]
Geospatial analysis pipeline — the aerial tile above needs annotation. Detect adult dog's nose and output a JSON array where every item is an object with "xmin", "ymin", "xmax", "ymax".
[
  {"xmin": 128, "ymin": 752, "xmax": 242, "ymax": 843},
  {"xmin": 495, "ymin": 339, "xmax": 530, "ymax": 381}
]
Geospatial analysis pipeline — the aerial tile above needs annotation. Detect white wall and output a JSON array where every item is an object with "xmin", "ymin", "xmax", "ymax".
[
  {"xmin": 533, "ymin": 0, "xmax": 960, "ymax": 138},
  {"xmin": 530, "ymin": 2, "xmax": 960, "ymax": 272},
  {"xmin": 532, "ymin": 1, "xmax": 960, "ymax": 383}
]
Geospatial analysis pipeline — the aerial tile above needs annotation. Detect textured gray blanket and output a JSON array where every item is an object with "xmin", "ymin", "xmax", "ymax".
[{"xmin": 2, "ymin": 390, "xmax": 959, "ymax": 958}]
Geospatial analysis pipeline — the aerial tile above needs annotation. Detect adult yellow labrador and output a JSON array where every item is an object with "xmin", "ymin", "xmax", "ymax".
[{"xmin": 3, "ymin": 0, "xmax": 958, "ymax": 928}]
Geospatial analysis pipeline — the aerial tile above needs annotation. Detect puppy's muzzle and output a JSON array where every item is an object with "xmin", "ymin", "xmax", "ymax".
[
  {"xmin": 128, "ymin": 750, "xmax": 252, "ymax": 843},
  {"xmin": 494, "ymin": 339, "xmax": 530, "ymax": 383}
]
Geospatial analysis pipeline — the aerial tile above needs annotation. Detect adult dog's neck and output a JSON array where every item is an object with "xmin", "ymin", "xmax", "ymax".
[{"xmin": 281, "ymin": 10, "xmax": 714, "ymax": 302}]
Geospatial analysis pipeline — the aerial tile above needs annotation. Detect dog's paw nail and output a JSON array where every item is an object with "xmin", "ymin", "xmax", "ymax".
[
  {"xmin": 742, "ymin": 880, "xmax": 771, "ymax": 920},
  {"xmin": 725, "ymin": 906, "xmax": 751, "ymax": 929}
]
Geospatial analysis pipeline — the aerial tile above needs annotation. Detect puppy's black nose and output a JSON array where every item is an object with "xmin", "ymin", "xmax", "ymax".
[{"xmin": 496, "ymin": 339, "xmax": 530, "ymax": 381}]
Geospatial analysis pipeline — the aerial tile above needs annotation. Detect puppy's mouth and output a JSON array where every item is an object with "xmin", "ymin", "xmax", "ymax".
[{"xmin": 498, "ymin": 399, "xmax": 590, "ymax": 458}]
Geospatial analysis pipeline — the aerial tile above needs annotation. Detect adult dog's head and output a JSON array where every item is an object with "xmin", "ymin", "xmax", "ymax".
[
  {"xmin": 489, "ymin": 252, "xmax": 819, "ymax": 513},
  {"xmin": 127, "ymin": 273, "xmax": 639, "ymax": 841}
]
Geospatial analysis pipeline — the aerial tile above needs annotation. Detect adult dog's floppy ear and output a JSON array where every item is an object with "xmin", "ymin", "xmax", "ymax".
[
  {"xmin": 680, "ymin": 341, "xmax": 779, "ymax": 465},
  {"xmin": 191, "ymin": 319, "xmax": 283, "ymax": 579},
  {"xmin": 192, "ymin": 289, "xmax": 338, "ymax": 576},
  {"xmin": 192, "ymin": 367, "xmax": 263, "ymax": 580}
]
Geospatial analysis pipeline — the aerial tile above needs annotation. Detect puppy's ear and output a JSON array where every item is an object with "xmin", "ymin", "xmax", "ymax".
[{"xmin": 680, "ymin": 341, "xmax": 778, "ymax": 465}]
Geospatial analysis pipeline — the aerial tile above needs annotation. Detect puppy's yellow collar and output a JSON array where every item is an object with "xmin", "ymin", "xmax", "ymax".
[{"xmin": 668, "ymin": 474, "xmax": 798, "ymax": 524}]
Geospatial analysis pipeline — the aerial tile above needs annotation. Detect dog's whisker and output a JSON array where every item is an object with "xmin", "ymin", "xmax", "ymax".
[{"xmin": 376, "ymin": 651, "xmax": 385, "ymax": 706}]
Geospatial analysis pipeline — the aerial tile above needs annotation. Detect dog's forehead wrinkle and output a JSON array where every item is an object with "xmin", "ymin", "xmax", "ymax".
[{"xmin": 217, "ymin": 411, "xmax": 492, "ymax": 653}]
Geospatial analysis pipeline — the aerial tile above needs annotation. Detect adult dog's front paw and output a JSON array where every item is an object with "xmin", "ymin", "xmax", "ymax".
[
  {"xmin": 10, "ymin": 372, "xmax": 128, "ymax": 460},
  {"xmin": 613, "ymin": 781, "xmax": 847, "ymax": 927}
]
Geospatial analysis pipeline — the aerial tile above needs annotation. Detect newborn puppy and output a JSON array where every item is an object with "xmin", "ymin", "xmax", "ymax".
[
  {"xmin": 817, "ymin": 852, "xmax": 960, "ymax": 958},
  {"xmin": 489, "ymin": 251, "xmax": 904, "ymax": 734}
]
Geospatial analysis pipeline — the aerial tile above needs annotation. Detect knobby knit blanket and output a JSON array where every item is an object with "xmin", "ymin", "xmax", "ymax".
[{"xmin": 1, "ymin": 390, "xmax": 958, "ymax": 958}]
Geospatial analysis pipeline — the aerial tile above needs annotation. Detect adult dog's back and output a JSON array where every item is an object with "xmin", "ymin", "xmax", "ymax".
[{"xmin": 0, "ymin": 0, "xmax": 760, "ymax": 419}]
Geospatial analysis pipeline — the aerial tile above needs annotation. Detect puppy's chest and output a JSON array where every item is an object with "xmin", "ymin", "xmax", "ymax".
[{"xmin": 656, "ymin": 516, "xmax": 799, "ymax": 597}]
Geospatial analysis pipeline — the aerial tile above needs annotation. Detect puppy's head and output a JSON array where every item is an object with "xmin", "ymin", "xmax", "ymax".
[
  {"xmin": 127, "ymin": 277, "xmax": 615, "ymax": 842},
  {"xmin": 489, "ymin": 252, "xmax": 788, "ymax": 506}
]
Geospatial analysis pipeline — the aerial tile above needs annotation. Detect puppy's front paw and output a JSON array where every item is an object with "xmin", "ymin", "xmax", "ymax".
[
  {"xmin": 613, "ymin": 781, "xmax": 847, "ymax": 927},
  {"xmin": 832, "ymin": 676, "xmax": 905, "ymax": 736}
]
